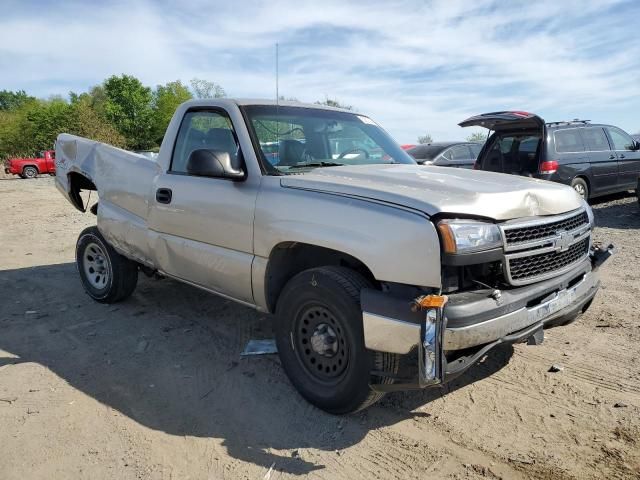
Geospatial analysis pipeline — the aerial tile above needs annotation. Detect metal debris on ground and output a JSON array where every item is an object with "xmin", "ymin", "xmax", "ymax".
[
  {"xmin": 263, "ymin": 462, "xmax": 275, "ymax": 480},
  {"xmin": 241, "ymin": 339, "xmax": 278, "ymax": 356},
  {"xmin": 548, "ymin": 364, "xmax": 564, "ymax": 373}
]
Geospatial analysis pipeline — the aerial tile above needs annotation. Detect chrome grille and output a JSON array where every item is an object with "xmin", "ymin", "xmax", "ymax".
[
  {"xmin": 504, "ymin": 211, "xmax": 589, "ymax": 245},
  {"xmin": 500, "ymin": 208, "xmax": 591, "ymax": 286},
  {"xmin": 507, "ymin": 238, "xmax": 589, "ymax": 282}
]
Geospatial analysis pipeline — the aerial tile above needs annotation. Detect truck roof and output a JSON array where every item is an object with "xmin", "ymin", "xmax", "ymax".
[{"xmin": 180, "ymin": 98, "xmax": 355, "ymax": 113}]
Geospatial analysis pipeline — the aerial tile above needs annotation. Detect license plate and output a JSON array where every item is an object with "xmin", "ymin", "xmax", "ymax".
[{"xmin": 528, "ymin": 288, "xmax": 576, "ymax": 323}]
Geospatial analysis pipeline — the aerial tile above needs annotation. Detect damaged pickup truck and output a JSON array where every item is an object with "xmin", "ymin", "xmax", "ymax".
[{"xmin": 55, "ymin": 99, "xmax": 614, "ymax": 414}]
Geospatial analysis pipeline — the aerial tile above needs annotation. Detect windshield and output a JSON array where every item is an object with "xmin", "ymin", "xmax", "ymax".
[{"xmin": 243, "ymin": 105, "xmax": 415, "ymax": 174}]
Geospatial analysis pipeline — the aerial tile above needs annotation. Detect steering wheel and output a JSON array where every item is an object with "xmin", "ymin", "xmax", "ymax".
[{"xmin": 337, "ymin": 148, "xmax": 369, "ymax": 160}]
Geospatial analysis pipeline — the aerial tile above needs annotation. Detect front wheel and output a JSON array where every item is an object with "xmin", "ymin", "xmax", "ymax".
[
  {"xmin": 275, "ymin": 266, "xmax": 398, "ymax": 414},
  {"xmin": 76, "ymin": 226, "xmax": 138, "ymax": 303}
]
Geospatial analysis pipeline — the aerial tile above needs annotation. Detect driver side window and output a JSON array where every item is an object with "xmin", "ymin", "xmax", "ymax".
[{"xmin": 171, "ymin": 110, "xmax": 237, "ymax": 173}]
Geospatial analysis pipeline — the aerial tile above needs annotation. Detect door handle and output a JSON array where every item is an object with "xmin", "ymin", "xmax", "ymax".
[
  {"xmin": 156, "ymin": 188, "xmax": 172, "ymax": 204},
  {"xmin": 619, "ymin": 154, "xmax": 625, "ymax": 159},
  {"xmin": 609, "ymin": 154, "xmax": 616, "ymax": 159}
]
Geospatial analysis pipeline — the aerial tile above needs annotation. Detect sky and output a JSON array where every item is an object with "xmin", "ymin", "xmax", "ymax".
[{"xmin": 1, "ymin": 0, "xmax": 639, "ymax": 143}]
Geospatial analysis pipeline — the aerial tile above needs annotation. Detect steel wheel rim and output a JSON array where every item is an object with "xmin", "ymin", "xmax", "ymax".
[
  {"xmin": 294, "ymin": 304, "xmax": 349, "ymax": 382},
  {"xmin": 25, "ymin": 168, "xmax": 36, "ymax": 177},
  {"xmin": 574, "ymin": 184, "xmax": 586, "ymax": 198},
  {"xmin": 83, "ymin": 242, "xmax": 110, "ymax": 289}
]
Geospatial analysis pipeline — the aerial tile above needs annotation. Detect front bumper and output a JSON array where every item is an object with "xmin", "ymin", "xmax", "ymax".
[
  {"xmin": 444, "ymin": 260, "xmax": 597, "ymax": 350},
  {"xmin": 361, "ymin": 244, "xmax": 614, "ymax": 389}
]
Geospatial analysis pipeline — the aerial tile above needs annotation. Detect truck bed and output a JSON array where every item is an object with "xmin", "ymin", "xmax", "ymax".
[{"xmin": 55, "ymin": 134, "xmax": 160, "ymax": 264}]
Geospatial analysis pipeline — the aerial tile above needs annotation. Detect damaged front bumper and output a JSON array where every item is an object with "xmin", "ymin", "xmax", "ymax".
[{"xmin": 361, "ymin": 244, "xmax": 615, "ymax": 391}]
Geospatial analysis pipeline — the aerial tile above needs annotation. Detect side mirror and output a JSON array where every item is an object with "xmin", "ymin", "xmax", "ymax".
[
  {"xmin": 186, "ymin": 149, "xmax": 245, "ymax": 180},
  {"xmin": 635, "ymin": 141, "xmax": 640, "ymax": 151}
]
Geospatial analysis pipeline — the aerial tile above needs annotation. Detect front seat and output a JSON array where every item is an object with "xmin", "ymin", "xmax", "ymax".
[{"xmin": 278, "ymin": 139, "xmax": 306, "ymax": 166}]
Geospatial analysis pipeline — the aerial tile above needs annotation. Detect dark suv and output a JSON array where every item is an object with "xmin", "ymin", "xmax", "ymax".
[{"xmin": 460, "ymin": 111, "xmax": 640, "ymax": 200}]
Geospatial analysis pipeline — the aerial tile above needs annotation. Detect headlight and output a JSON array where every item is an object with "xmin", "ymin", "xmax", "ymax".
[{"xmin": 437, "ymin": 219, "xmax": 502, "ymax": 254}]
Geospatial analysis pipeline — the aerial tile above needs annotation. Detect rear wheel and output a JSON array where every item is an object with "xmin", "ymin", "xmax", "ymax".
[
  {"xmin": 76, "ymin": 226, "xmax": 138, "ymax": 303},
  {"xmin": 22, "ymin": 166, "xmax": 38, "ymax": 179},
  {"xmin": 275, "ymin": 266, "xmax": 398, "ymax": 414},
  {"xmin": 636, "ymin": 179, "xmax": 639, "ymax": 207},
  {"xmin": 571, "ymin": 177, "xmax": 589, "ymax": 200}
]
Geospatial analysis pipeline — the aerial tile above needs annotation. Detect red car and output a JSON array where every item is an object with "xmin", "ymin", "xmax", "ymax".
[{"xmin": 4, "ymin": 150, "xmax": 56, "ymax": 178}]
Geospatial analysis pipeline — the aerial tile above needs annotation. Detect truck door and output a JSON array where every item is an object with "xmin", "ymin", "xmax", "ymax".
[
  {"xmin": 579, "ymin": 127, "xmax": 618, "ymax": 195},
  {"xmin": 604, "ymin": 126, "xmax": 640, "ymax": 190},
  {"xmin": 45, "ymin": 151, "xmax": 55, "ymax": 173},
  {"xmin": 146, "ymin": 108, "xmax": 260, "ymax": 304}
]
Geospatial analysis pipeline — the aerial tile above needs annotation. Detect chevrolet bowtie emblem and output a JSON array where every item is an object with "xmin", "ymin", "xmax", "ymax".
[{"xmin": 554, "ymin": 230, "xmax": 573, "ymax": 252}]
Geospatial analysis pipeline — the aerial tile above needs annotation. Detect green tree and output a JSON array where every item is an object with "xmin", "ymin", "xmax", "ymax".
[
  {"xmin": 0, "ymin": 84, "xmax": 130, "ymax": 163},
  {"xmin": 417, "ymin": 133, "xmax": 433, "ymax": 144},
  {"xmin": 0, "ymin": 90, "xmax": 35, "ymax": 111},
  {"xmin": 152, "ymin": 80, "xmax": 193, "ymax": 143},
  {"xmin": 0, "ymin": 109, "xmax": 27, "ymax": 159},
  {"xmin": 466, "ymin": 131, "xmax": 487, "ymax": 143},
  {"xmin": 315, "ymin": 96, "xmax": 353, "ymax": 110},
  {"xmin": 70, "ymin": 100, "xmax": 126, "ymax": 147},
  {"xmin": 190, "ymin": 78, "xmax": 226, "ymax": 99},
  {"xmin": 103, "ymin": 75, "xmax": 154, "ymax": 149},
  {"xmin": 27, "ymin": 99, "xmax": 75, "ymax": 150},
  {"xmin": 0, "ymin": 99, "xmax": 74, "ymax": 159}
]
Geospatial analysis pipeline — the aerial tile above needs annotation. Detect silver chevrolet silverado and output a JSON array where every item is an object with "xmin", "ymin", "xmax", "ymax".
[{"xmin": 54, "ymin": 99, "xmax": 613, "ymax": 414}]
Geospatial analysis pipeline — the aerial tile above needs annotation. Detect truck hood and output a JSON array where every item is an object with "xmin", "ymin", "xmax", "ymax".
[{"xmin": 280, "ymin": 164, "xmax": 582, "ymax": 221}]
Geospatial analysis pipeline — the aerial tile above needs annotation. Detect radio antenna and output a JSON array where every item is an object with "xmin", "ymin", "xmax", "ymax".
[{"xmin": 275, "ymin": 43, "xmax": 280, "ymax": 146}]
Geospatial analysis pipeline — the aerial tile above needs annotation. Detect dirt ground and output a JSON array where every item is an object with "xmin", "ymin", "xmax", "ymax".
[{"xmin": 0, "ymin": 175, "xmax": 639, "ymax": 480}]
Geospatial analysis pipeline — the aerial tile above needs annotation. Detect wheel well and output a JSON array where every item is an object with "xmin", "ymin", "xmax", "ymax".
[
  {"xmin": 264, "ymin": 242, "xmax": 376, "ymax": 313},
  {"xmin": 573, "ymin": 175, "xmax": 590, "ymax": 189},
  {"xmin": 68, "ymin": 172, "xmax": 97, "ymax": 212},
  {"xmin": 22, "ymin": 164, "xmax": 38, "ymax": 173}
]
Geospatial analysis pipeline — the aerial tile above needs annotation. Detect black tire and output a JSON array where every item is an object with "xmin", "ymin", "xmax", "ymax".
[
  {"xmin": 571, "ymin": 177, "xmax": 589, "ymax": 200},
  {"xmin": 75, "ymin": 226, "xmax": 138, "ymax": 303},
  {"xmin": 636, "ymin": 179, "xmax": 639, "ymax": 207},
  {"xmin": 22, "ymin": 166, "xmax": 38, "ymax": 179},
  {"xmin": 275, "ymin": 266, "xmax": 399, "ymax": 414}
]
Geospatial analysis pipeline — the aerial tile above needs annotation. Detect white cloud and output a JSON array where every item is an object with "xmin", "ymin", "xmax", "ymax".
[{"xmin": 1, "ymin": 0, "xmax": 639, "ymax": 141}]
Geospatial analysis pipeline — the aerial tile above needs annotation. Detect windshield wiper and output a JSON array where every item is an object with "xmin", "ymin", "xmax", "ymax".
[{"xmin": 286, "ymin": 161, "xmax": 345, "ymax": 169}]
